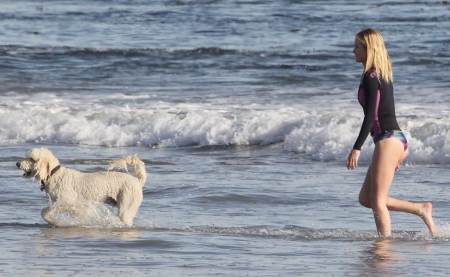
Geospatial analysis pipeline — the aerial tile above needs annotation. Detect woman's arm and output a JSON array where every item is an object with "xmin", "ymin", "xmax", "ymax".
[{"xmin": 352, "ymin": 71, "xmax": 380, "ymax": 150}]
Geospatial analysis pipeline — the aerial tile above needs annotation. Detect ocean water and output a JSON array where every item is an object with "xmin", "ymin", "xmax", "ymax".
[{"xmin": 1, "ymin": 0, "xmax": 450, "ymax": 276}]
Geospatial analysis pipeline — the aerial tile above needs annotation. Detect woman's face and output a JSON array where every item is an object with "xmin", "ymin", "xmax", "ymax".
[{"xmin": 353, "ymin": 38, "xmax": 367, "ymax": 64}]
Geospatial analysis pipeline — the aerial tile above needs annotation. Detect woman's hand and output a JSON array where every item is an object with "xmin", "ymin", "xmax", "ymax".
[{"xmin": 347, "ymin": 149, "xmax": 360, "ymax": 170}]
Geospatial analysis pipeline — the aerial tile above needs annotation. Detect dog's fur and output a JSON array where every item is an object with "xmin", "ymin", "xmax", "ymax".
[{"xmin": 16, "ymin": 148, "xmax": 147, "ymax": 226}]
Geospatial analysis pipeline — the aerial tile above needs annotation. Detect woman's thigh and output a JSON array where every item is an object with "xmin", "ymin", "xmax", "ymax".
[{"xmin": 369, "ymin": 137, "xmax": 405, "ymax": 202}]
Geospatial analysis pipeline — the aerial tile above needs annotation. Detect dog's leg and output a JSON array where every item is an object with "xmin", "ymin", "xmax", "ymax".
[
  {"xmin": 117, "ymin": 191, "xmax": 143, "ymax": 226},
  {"xmin": 41, "ymin": 207, "xmax": 58, "ymax": 226}
]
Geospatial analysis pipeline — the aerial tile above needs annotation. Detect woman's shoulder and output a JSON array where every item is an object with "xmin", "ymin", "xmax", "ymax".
[
  {"xmin": 364, "ymin": 69, "xmax": 380, "ymax": 80},
  {"xmin": 361, "ymin": 69, "xmax": 382, "ymax": 86}
]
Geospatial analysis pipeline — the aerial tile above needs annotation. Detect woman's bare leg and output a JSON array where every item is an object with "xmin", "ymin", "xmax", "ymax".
[
  {"xmin": 358, "ymin": 138, "xmax": 435, "ymax": 236},
  {"xmin": 370, "ymin": 143, "xmax": 394, "ymax": 236},
  {"xmin": 385, "ymin": 199, "xmax": 435, "ymax": 236}
]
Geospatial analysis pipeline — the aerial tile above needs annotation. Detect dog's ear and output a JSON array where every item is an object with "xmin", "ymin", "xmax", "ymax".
[
  {"xmin": 34, "ymin": 157, "xmax": 50, "ymax": 183},
  {"xmin": 29, "ymin": 148, "xmax": 60, "ymax": 183}
]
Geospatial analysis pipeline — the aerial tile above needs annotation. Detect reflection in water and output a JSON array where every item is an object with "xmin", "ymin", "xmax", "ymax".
[
  {"xmin": 362, "ymin": 239, "xmax": 401, "ymax": 277},
  {"xmin": 371, "ymin": 239, "xmax": 400, "ymax": 266},
  {"xmin": 29, "ymin": 226, "xmax": 143, "ymax": 259},
  {"xmin": 361, "ymin": 238, "xmax": 434, "ymax": 277}
]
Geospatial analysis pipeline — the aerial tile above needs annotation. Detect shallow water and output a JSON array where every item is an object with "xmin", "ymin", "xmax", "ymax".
[
  {"xmin": 3, "ymin": 144, "xmax": 450, "ymax": 276},
  {"xmin": 1, "ymin": 0, "xmax": 450, "ymax": 276}
]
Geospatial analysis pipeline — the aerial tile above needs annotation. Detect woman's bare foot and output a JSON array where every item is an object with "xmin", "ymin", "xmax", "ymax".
[{"xmin": 420, "ymin": 202, "xmax": 435, "ymax": 237}]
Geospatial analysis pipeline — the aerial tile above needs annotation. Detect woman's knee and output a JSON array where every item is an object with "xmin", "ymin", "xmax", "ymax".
[{"xmin": 369, "ymin": 197, "xmax": 386, "ymax": 213}]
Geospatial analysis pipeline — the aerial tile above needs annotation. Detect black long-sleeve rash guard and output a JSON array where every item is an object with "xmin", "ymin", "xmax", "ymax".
[{"xmin": 352, "ymin": 69, "xmax": 401, "ymax": 150}]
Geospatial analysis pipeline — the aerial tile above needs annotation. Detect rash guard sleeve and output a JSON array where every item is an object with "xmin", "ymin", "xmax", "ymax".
[{"xmin": 352, "ymin": 71, "xmax": 380, "ymax": 150}]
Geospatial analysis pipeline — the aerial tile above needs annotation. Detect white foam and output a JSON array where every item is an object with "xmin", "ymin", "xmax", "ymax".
[
  {"xmin": 178, "ymin": 225, "xmax": 437, "ymax": 241},
  {"xmin": 2, "ymin": 91, "xmax": 450, "ymax": 164}
]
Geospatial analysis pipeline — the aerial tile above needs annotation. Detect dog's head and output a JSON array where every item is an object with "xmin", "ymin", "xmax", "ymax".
[{"xmin": 16, "ymin": 148, "xmax": 60, "ymax": 183}]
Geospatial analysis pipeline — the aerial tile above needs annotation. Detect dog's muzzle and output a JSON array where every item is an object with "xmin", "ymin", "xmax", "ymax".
[{"xmin": 16, "ymin": 161, "xmax": 33, "ymax": 177}]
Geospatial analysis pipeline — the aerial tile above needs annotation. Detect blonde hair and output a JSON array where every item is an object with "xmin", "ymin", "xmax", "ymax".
[{"xmin": 356, "ymin": 28, "xmax": 393, "ymax": 83}]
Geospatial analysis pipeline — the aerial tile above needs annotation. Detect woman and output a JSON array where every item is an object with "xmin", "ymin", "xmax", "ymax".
[{"xmin": 347, "ymin": 28, "xmax": 435, "ymax": 237}]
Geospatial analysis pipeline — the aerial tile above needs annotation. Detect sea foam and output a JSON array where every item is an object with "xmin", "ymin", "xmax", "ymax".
[{"xmin": 2, "ymin": 92, "xmax": 450, "ymax": 164}]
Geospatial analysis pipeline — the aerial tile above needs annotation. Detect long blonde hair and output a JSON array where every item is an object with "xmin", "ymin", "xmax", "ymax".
[{"xmin": 356, "ymin": 28, "xmax": 393, "ymax": 83}]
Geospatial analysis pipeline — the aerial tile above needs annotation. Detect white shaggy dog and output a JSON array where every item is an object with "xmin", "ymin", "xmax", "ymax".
[{"xmin": 16, "ymin": 148, "xmax": 147, "ymax": 226}]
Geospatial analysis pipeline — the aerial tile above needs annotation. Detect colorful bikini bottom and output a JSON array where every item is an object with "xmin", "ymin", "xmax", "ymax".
[{"xmin": 372, "ymin": 131, "xmax": 408, "ymax": 151}]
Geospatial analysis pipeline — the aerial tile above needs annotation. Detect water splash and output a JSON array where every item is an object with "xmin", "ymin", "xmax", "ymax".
[
  {"xmin": 41, "ymin": 199, "xmax": 126, "ymax": 228},
  {"xmin": 429, "ymin": 221, "xmax": 450, "ymax": 241},
  {"xmin": 169, "ymin": 225, "xmax": 439, "ymax": 241}
]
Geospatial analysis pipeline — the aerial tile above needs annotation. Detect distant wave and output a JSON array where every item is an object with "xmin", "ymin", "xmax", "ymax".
[
  {"xmin": 0, "ymin": 44, "xmax": 335, "ymax": 66},
  {"xmin": 0, "ymin": 44, "xmax": 258, "ymax": 56}
]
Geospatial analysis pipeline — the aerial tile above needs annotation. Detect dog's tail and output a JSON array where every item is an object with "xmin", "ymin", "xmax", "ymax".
[{"xmin": 108, "ymin": 155, "xmax": 147, "ymax": 187}]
